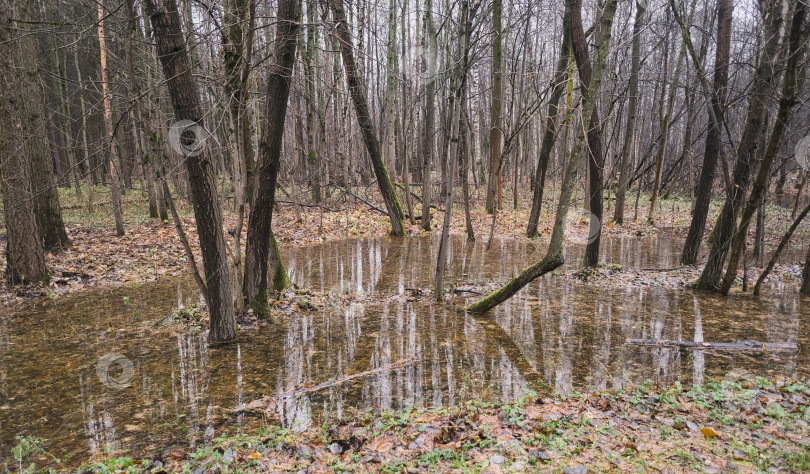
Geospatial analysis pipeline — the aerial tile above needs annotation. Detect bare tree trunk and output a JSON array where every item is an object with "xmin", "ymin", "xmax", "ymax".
[
  {"xmin": 527, "ymin": 6, "xmax": 571, "ymax": 238},
  {"xmin": 696, "ymin": 0, "xmax": 785, "ymax": 290},
  {"xmin": 569, "ymin": 0, "xmax": 605, "ymax": 268},
  {"xmin": 719, "ymin": 1, "xmax": 806, "ymax": 294},
  {"xmin": 435, "ymin": 0, "xmax": 473, "ymax": 301},
  {"xmin": 679, "ymin": 0, "xmax": 732, "ymax": 265},
  {"xmin": 467, "ymin": 0, "xmax": 617, "ymax": 312},
  {"xmin": 753, "ymin": 201, "xmax": 810, "ymax": 295},
  {"xmin": 73, "ymin": 42, "xmax": 95, "ymax": 211},
  {"xmin": 648, "ymin": 5, "xmax": 691, "ymax": 222},
  {"xmin": 98, "ymin": 0, "xmax": 125, "ymax": 237},
  {"xmin": 0, "ymin": 0, "xmax": 47, "ymax": 283},
  {"xmin": 614, "ymin": 0, "xmax": 647, "ymax": 225},
  {"xmin": 242, "ymin": 0, "xmax": 299, "ymax": 311},
  {"xmin": 331, "ymin": 0, "xmax": 405, "ymax": 235},
  {"xmin": 485, "ymin": 0, "xmax": 504, "ymax": 214},
  {"xmin": 421, "ymin": 0, "xmax": 438, "ymax": 231},
  {"xmin": 145, "ymin": 0, "xmax": 237, "ymax": 343}
]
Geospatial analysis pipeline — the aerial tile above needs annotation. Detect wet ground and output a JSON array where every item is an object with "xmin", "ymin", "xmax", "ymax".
[{"xmin": 0, "ymin": 234, "xmax": 807, "ymax": 469}]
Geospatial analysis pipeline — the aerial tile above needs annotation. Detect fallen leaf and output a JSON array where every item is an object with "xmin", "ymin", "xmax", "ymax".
[{"xmin": 700, "ymin": 427, "xmax": 719, "ymax": 438}]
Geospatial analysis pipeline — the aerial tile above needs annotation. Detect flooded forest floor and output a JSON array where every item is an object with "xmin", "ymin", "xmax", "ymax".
[
  {"xmin": 2, "ymin": 186, "xmax": 810, "ymax": 472},
  {"xmin": 0, "ymin": 186, "xmax": 807, "ymax": 302}
]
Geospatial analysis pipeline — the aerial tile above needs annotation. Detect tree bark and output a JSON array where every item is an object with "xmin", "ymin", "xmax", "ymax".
[
  {"xmin": 720, "ymin": 1, "xmax": 807, "ymax": 294},
  {"xmin": 421, "ymin": 0, "xmax": 438, "ymax": 232},
  {"xmin": 569, "ymin": 0, "xmax": 605, "ymax": 268},
  {"xmin": 696, "ymin": 0, "xmax": 785, "ymax": 290},
  {"xmin": 485, "ymin": 0, "xmax": 504, "ymax": 214},
  {"xmin": 242, "ymin": 0, "xmax": 300, "ymax": 310},
  {"xmin": 679, "ymin": 0, "xmax": 732, "ymax": 265},
  {"xmin": 0, "ymin": 0, "xmax": 48, "ymax": 284},
  {"xmin": 435, "ymin": 0, "xmax": 473, "ymax": 301},
  {"xmin": 527, "ymin": 6, "xmax": 571, "ymax": 238},
  {"xmin": 145, "ymin": 0, "xmax": 237, "ymax": 343},
  {"xmin": 614, "ymin": 0, "xmax": 647, "ymax": 225},
  {"xmin": 467, "ymin": 0, "xmax": 617, "ymax": 312},
  {"xmin": 331, "ymin": 0, "xmax": 405, "ymax": 236},
  {"xmin": 97, "ymin": 0, "xmax": 125, "ymax": 237}
]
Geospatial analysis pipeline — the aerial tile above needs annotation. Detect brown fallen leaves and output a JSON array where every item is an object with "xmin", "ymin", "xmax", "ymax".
[{"xmin": 99, "ymin": 377, "xmax": 810, "ymax": 473}]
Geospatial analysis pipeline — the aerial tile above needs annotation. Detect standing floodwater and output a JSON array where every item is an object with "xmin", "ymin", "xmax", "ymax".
[{"xmin": 0, "ymin": 234, "xmax": 807, "ymax": 468}]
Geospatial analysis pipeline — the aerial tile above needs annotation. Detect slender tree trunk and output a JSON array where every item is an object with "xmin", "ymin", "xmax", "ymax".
[
  {"xmin": 753, "ymin": 201, "xmax": 810, "ymax": 295},
  {"xmin": 304, "ymin": 0, "xmax": 321, "ymax": 203},
  {"xmin": 467, "ymin": 0, "xmax": 617, "ymax": 312},
  {"xmin": 435, "ymin": 0, "xmax": 473, "ymax": 301},
  {"xmin": 648, "ymin": 6, "xmax": 691, "ymax": 222},
  {"xmin": 614, "ymin": 0, "xmax": 647, "ymax": 225},
  {"xmin": 98, "ymin": 0, "xmax": 125, "ymax": 237},
  {"xmin": 73, "ymin": 42, "xmax": 94, "ymax": 211},
  {"xmin": 331, "ymin": 0, "xmax": 405, "ymax": 235},
  {"xmin": 569, "ymin": 0, "xmax": 605, "ymax": 267},
  {"xmin": 485, "ymin": 0, "xmax": 504, "ymax": 213},
  {"xmin": 696, "ymin": 0, "xmax": 785, "ymax": 290},
  {"xmin": 242, "ymin": 0, "xmax": 300, "ymax": 310},
  {"xmin": 679, "ymin": 0, "xmax": 732, "ymax": 265},
  {"xmin": 719, "ymin": 1, "xmax": 807, "ymax": 294},
  {"xmin": 527, "ymin": 7, "xmax": 571, "ymax": 238},
  {"xmin": 145, "ymin": 0, "xmax": 237, "ymax": 343},
  {"xmin": 421, "ymin": 0, "xmax": 438, "ymax": 231}
]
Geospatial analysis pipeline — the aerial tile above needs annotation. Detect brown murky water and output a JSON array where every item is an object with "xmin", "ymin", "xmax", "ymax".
[{"xmin": 0, "ymin": 234, "xmax": 807, "ymax": 469}]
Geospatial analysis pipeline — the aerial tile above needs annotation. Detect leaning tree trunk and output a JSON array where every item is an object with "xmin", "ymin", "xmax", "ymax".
[
  {"xmin": 720, "ymin": 1, "xmax": 807, "ymax": 294},
  {"xmin": 527, "ymin": 6, "xmax": 571, "ymax": 238},
  {"xmin": 614, "ymin": 0, "xmax": 647, "ymax": 225},
  {"xmin": 695, "ymin": 0, "xmax": 785, "ymax": 291},
  {"xmin": 0, "ymin": 0, "xmax": 48, "ymax": 284},
  {"xmin": 679, "ymin": 0, "xmax": 732, "ymax": 265},
  {"xmin": 242, "ymin": 0, "xmax": 300, "ymax": 311},
  {"xmin": 145, "ymin": 0, "xmax": 237, "ymax": 343},
  {"xmin": 331, "ymin": 0, "xmax": 405, "ymax": 236},
  {"xmin": 467, "ymin": 0, "xmax": 618, "ymax": 313}
]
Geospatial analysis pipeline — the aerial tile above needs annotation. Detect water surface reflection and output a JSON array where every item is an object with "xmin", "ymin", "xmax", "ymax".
[{"xmin": 0, "ymin": 234, "xmax": 806, "ymax": 468}]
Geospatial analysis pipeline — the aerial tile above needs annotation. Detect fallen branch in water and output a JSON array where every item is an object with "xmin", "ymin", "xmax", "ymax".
[
  {"xmin": 453, "ymin": 288, "xmax": 484, "ymax": 295},
  {"xmin": 627, "ymin": 339, "xmax": 798, "ymax": 352},
  {"xmin": 232, "ymin": 357, "xmax": 419, "ymax": 413}
]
